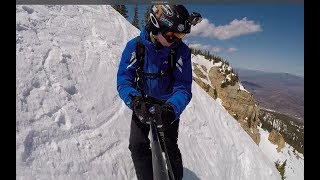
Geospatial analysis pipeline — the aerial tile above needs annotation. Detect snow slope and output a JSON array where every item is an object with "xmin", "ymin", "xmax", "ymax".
[
  {"xmin": 191, "ymin": 49, "xmax": 304, "ymax": 180},
  {"xmin": 16, "ymin": 5, "xmax": 281, "ymax": 180},
  {"xmin": 258, "ymin": 126, "xmax": 304, "ymax": 180}
]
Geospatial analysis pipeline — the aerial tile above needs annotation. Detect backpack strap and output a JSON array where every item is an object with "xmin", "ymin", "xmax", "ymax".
[
  {"xmin": 167, "ymin": 46, "xmax": 178, "ymax": 83},
  {"xmin": 134, "ymin": 35, "xmax": 179, "ymax": 95},
  {"xmin": 135, "ymin": 36, "xmax": 146, "ymax": 96},
  {"xmin": 136, "ymin": 36, "xmax": 145, "ymax": 69},
  {"xmin": 169, "ymin": 47, "xmax": 178, "ymax": 73}
]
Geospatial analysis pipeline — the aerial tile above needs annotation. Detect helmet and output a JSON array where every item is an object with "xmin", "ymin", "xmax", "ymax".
[
  {"xmin": 148, "ymin": 5, "xmax": 202, "ymax": 43},
  {"xmin": 150, "ymin": 5, "xmax": 191, "ymax": 33}
]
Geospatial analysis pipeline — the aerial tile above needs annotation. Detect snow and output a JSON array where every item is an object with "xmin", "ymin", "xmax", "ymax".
[
  {"xmin": 258, "ymin": 126, "xmax": 304, "ymax": 180},
  {"xmin": 191, "ymin": 54, "xmax": 214, "ymax": 71},
  {"xmin": 192, "ymin": 54, "xmax": 213, "ymax": 86},
  {"xmin": 191, "ymin": 60, "xmax": 210, "ymax": 84},
  {"xmin": 214, "ymin": 61, "xmax": 223, "ymax": 67},
  {"xmin": 16, "ymin": 5, "xmax": 281, "ymax": 180},
  {"xmin": 239, "ymin": 82, "xmax": 249, "ymax": 93},
  {"xmin": 226, "ymin": 74, "xmax": 232, "ymax": 81},
  {"xmin": 215, "ymin": 98, "xmax": 224, "ymax": 109},
  {"xmin": 192, "ymin": 71, "xmax": 210, "ymax": 84}
]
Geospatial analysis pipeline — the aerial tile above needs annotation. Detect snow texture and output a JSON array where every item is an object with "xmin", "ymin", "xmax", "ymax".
[
  {"xmin": 16, "ymin": 5, "xmax": 281, "ymax": 180},
  {"xmin": 258, "ymin": 126, "xmax": 304, "ymax": 180}
]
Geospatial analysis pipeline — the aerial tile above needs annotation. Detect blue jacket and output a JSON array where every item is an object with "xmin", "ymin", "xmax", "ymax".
[{"xmin": 117, "ymin": 28, "xmax": 192, "ymax": 120}]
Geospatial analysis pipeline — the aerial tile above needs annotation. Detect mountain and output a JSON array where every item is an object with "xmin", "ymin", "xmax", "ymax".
[
  {"xmin": 235, "ymin": 68, "xmax": 304, "ymax": 123},
  {"xmin": 16, "ymin": 5, "xmax": 281, "ymax": 180},
  {"xmin": 191, "ymin": 55, "xmax": 304, "ymax": 179},
  {"xmin": 241, "ymin": 81, "xmax": 263, "ymax": 88},
  {"xmin": 192, "ymin": 56, "xmax": 261, "ymax": 144}
]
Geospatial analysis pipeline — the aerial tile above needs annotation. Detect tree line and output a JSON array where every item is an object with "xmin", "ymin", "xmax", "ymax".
[
  {"xmin": 112, "ymin": 5, "xmax": 150, "ymax": 30},
  {"xmin": 189, "ymin": 47, "xmax": 225, "ymax": 64}
]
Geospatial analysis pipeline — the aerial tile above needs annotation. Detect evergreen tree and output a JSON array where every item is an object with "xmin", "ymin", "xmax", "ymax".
[
  {"xmin": 141, "ymin": 5, "xmax": 150, "ymax": 28},
  {"xmin": 111, "ymin": 5, "xmax": 121, "ymax": 12},
  {"xmin": 120, "ymin": 5, "xmax": 129, "ymax": 19},
  {"xmin": 275, "ymin": 160, "xmax": 287, "ymax": 180},
  {"xmin": 132, "ymin": 5, "xmax": 140, "ymax": 29},
  {"xmin": 112, "ymin": 5, "xmax": 128, "ymax": 19}
]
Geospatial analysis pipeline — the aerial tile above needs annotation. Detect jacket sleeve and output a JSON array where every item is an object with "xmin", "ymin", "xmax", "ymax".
[
  {"xmin": 117, "ymin": 38, "xmax": 142, "ymax": 109},
  {"xmin": 166, "ymin": 47, "xmax": 192, "ymax": 120}
]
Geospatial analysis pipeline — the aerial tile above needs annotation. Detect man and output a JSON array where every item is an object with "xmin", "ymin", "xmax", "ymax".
[{"xmin": 117, "ymin": 5, "xmax": 201, "ymax": 180}]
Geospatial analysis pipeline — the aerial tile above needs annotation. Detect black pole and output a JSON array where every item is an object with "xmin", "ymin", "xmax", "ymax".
[
  {"xmin": 159, "ymin": 131, "xmax": 176, "ymax": 180},
  {"xmin": 150, "ymin": 121, "xmax": 170, "ymax": 180},
  {"xmin": 148, "ymin": 103, "xmax": 177, "ymax": 180}
]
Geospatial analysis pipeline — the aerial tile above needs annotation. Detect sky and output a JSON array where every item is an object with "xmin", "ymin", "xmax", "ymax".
[
  {"xmin": 15, "ymin": 5, "xmax": 290, "ymax": 179},
  {"xmin": 127, "ymin": 5, "xmax": 304, "ymax": 77}
]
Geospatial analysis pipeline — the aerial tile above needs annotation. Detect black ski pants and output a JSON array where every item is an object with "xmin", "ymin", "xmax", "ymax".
[{"xmin": 129, "ymin": 112, "xmax": 183, "ymax": 180}]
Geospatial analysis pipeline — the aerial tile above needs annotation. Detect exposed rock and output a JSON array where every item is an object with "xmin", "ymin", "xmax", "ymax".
[
  {"xmin": 268, "ymin": 129, "xmax": 285, "ymax": 152},
  {"xmin": 193, "ymin": 77, "xmax": 217, "ymax": 99},
  {"xmin": 208, "ymin": 66, "xmax": 260, "ymax": 144},
  {"xmin": 193, "ymin": 63, "xmax": 207, "ymax": 79},
  {"xmin": 193, "ymin": 62, "xmax": 261, "ymax": 144}
]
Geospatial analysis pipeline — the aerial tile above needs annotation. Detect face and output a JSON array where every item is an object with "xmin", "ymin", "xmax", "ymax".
[{"xmin": 154, "ymin": 33, "xmax": 174, "ymax": 47}]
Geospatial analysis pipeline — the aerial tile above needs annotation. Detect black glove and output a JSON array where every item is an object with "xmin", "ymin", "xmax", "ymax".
[
  {"xmin": 158, "ymin": 104, "xmax": 176, "ymax": 131},
  {"xmin": 131, "ymin": 96, "xmax": 148, "ymax": 124}
]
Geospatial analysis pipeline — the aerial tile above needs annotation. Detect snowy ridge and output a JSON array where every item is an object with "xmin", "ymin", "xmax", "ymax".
[
  {"xmin": 258, "ymin": 126, "xmax": 304, "ymax": 180},
  {"xmin": 239, "ymin": 82, "xmax": 249, "ymax": 93},
  {"xmin": 191, "ymin": 53, "xmax": 250, "ymax": 93},
  {"xmin": 192, "ymin": 54, "xmax": 214, "ymax": 70},
  {"xmin": 191, "ymin": 54, "xmax": 213, "ymax": 85},
  {"xmin": 16, "ymin": 5, "xmax": 281, "ymax": 180},
  {"xmin": 180, "ymin": 83, "xmax": 279, "ymax": 179},
  {"xmin": 190, "ymin": 49, "xmax": 303, "ymax": 179}
]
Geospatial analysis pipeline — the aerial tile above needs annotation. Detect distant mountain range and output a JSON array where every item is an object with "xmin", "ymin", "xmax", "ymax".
[{"xmin": 235, "ymin": 68, "xmax": 304, "ymax": 123}]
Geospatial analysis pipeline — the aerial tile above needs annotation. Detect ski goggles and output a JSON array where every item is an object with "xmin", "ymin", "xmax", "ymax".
[{"xmin": 162, "ymin": 30, "xmax": 186, "ymax": 43}]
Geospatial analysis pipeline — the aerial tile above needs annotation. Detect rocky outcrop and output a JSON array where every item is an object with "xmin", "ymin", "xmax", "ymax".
[
  {"xmin": 268, "ymin": 129, "xmax": 285, "ymax": 152},
  {"xmin": 192, "ymin": 60, "xmax": 261, "ymax": 144},
  {"xmin": 208, "ymin": 66, "xmax": 260, "ymax": 144},
  {"xmin": 192, "ymin": 62, "xmax": 217, "ymax": 99},
  {"xmin": 259, "ymin": 109, "xmax": 304, "ymax": 154},
  {"xmin": 193, "ymin": 77, "xmax": 217, "ymax": 99}
]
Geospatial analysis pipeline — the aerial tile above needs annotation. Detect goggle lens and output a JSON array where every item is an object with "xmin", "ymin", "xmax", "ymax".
[{"xmin": 162, "ymin": 31, "xmax": 186, "ymax": 43}]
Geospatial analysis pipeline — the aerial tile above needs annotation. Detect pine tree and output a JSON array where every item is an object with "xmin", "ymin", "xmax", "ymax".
[
  {"xmin": 132, "ymin": 5, "xmax": 140, "ymax": 29},
  {"xmin": 120, "ymin": 5, "xmax": 129, "ymax": 19},
  {"xmin": 111, "ymin": 5, "xmax": 121, "ymax": 12},
  {"xmin": 112, "ymin": 5, "xmax": 128, "ymax": 19},
  {"xmin": 141, "ymin": 5, "xmax": 150, "ymax": 28},
  {"xmin": 275, "ymin": 160, "xmax": 287, "ymax": 180}
]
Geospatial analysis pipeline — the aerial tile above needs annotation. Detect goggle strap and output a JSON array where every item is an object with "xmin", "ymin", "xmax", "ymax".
[{"xmin": 150, "ymin": 13, "xmax": 160, "ymax": 28}]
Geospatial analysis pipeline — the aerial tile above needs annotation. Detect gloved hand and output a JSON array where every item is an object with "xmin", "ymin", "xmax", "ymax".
[
  {"xmin": 158, "ymin": 103, "xmax": 176, "ymax": 131},
  {"xmin": 131, "ymin": 96, "xmax": 148, "ymax": 124}
]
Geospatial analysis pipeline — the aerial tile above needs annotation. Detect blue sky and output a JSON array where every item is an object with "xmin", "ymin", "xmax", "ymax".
[{"xmin": 127, "ymin": 5, "xmax": 304, "ymax": 77}]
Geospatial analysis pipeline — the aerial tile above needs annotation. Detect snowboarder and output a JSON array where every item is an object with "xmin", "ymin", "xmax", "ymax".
[{"xmin": 117, "ymin": 5, "xmax": 202, "ymax": 180}]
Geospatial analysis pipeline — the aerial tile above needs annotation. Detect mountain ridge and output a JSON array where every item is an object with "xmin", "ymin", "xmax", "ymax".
[
  {"xmin": 16, "ymin": 5, "xmax": 281, "ymax": 180},
  {"xmin": 235, "ymin": 68, "xmax": 304, "ymax": 122},
  {"xmin": 191, "ymin": 52, "xmax": 304, "ymax": 180}
]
